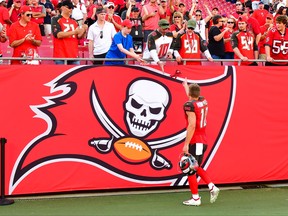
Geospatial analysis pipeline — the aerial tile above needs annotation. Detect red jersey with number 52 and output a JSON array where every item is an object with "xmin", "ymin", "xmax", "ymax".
[
  {"xmin": 183, "ymin": 97, "xmax": 208, "ymax": 144},
  {"xmin": 265, "ymin": 27, "xmax": 288, "ymax": 65},
  {"xmin": 52, "ymin": 15, "xmax": 79, "ymax": 58}
]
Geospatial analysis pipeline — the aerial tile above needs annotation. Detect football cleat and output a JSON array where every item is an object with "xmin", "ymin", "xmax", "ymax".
[
  {"xmin": 183, "ymin": 197, "xmax": 201, "ymax": 206},
  {"xmin": 210, "ymin": 186, "xmax": 220, "ymax": 203}
]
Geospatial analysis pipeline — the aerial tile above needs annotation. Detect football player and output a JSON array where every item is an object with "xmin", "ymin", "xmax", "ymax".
[{"xmin": 181, "ymin": 80, "xmax": 220, "ymax": 206}]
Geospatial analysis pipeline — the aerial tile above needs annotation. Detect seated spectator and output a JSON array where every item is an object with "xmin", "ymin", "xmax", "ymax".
[
  {"xmin": 104, "ymin": 19, "xmax": 144, "ymax": 65},
  {"xmin": 8, "ymin": 0, "xmax": 22, "ymax": 23},
  {"xmin": 8, "ymin": 5, "xmax": 42, "ymax": 65}
]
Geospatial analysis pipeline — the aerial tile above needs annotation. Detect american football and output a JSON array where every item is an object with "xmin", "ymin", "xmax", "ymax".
[{"xmin": 114, "ymin": 137, "xmax": 152, "ymax": 163}]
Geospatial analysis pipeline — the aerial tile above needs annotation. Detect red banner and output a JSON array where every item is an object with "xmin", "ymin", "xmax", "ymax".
[{"xmin": 0, "ymin": 65, "xmax": 287, "ymax": 195}]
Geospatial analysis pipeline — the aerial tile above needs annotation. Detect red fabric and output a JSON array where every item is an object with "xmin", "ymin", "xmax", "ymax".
[
  {"xmin": 252, "ymin": 9, "xmax": 268, "ymax": 26},
  {"xmin": 0, "ymin": 7, "xmax": 10, "ymax": 25},
  {"xmin": 188, "ymin": 175, "xmax": 198, "ymax": 194},
  {"xmin": 31, "ymin": 5, "xmax": 45, "ymax": 24},
  {"xmin": 9, "ymin": 7, "xmax": 21, "ymax": 23}
]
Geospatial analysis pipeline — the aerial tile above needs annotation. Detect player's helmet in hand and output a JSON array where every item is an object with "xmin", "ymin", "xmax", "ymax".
[{"xmin": 179, "ymin": 154, "xmax": 199, "ymax": 174}]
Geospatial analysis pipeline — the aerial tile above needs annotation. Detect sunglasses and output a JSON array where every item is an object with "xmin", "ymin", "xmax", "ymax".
[
  {"xmin": 100, "ymin": 30, "xmax": 103, "ymax": 39},
  {"xmin": 236, "ymin": 4, "xmax": 242, "ymax": 6},
  {"xmin": 227, "ymin": 22, "xmax": 234, "ymax": 24},
  {"xmin": 174, "ymin": 16, "xmax": 181, "ymax": 18},
  {"xmin": 187, "ymin": 27, "xmax": 194, "ymax": 30},
  {"xmin": 195, "ymin": 14, "xmax": 201, "ymax": 17},
  {"xmin": 64, "ymin": 5, "xmax": 73, "ymax": 9},
  {"xmin": 15, "ymin": 1, "xmax": 21, "ymax": 3},
  {"xmin": 162, "ymin": 27, "xmax": 170, "ymax": 30},
  {"xmin": 25, "ymin": 13, "xmax": 32, "ymax": 17},
  {"xmin": 108, "ymin": 6, "xmax": 114, "ymax": 9}
]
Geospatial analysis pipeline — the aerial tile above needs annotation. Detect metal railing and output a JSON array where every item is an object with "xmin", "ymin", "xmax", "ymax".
[{"xmin": 0, "ymin": 57, "xmax": 287, "ymax": 66}]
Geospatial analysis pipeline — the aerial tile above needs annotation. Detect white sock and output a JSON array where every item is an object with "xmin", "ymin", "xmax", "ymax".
[
  {"xmin": 192, "ymin": 194, "xmax": 200, "ymax": 200},
  {"xmin": 208, "ymin": 183, "xmax": 215, "ymax": 191}
]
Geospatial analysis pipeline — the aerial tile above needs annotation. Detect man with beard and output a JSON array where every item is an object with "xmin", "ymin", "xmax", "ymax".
[
  {"xmin": 142, "ymin": 19, "xmax": 174, "ymax": 72},
  {"xmin": 173, "ymin": 19, "xmax": 213, "ymax": 65},
  {"xmin": 265, "ymin": 15, "xmax": 288, "ymax": 66},
  {"xmin": 231, "ymin": 15, "xmax": 258, "ymax": 66}
]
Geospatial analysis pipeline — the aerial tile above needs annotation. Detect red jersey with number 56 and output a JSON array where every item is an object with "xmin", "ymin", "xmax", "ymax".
[
  {"xmin": 264, "ymin": 27, "xmax": 288, "ymax": 65},
  {"xmin": 51, "ymin": 15, "xmax": 79, "ymax": 58},
  {"xmin": 183, "ymin": 97, "xmax": 208, "ymax": 144}
]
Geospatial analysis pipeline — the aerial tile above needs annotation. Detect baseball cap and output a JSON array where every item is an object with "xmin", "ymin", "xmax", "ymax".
[
  {"xmin": 131, "ymin": 7, "xmax": 139, "ymax": 12},
  {"xmin": 61, "ymin": 0, "xmax": 75, "ymax": 9},
  {"xmin": 266, "ymin": 13, "xmax": 273, "ymax": 19},
  {"xmin": 259, "ymin": 1, "xmax": 264, "ymax": 4},
  {"xmin": 122, "ymin": 19, "xmax": 132, "ymax": 28},
  {"xmin": 158, "ymin": 19, "xmax": 170, "ymax": 28},
  {"xmin": 96, "ymin": 7, "xmax": 106, "ymax": 14},
  {"xmin": 106, "ymin": 2, "xmax": 115, "ymax": 8},
  {"xmin": 179, "ymin": 2, "xmax": 185, "ymax": 7},
  {"xmin": 19, "ymin": 5, "xmax": 32, "ymax": 13},
  {"xmin": 238, "ymin": 15, "xmax": 248, "ymax": 23},
  {"xmin": 160, "ymin": 0, "xmax": 167, "ymax": 2},
  {"xmin": 187, "ymin": 19, "xmax": 196, "ymax": 29}
]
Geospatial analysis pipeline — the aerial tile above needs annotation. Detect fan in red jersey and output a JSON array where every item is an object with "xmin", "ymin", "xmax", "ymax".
[
  {"xmin": 265, "ymin": 15, "xmax": 288, "ymax": 66},
  {"xmin": 231, "ymin": 16, "xmax": 258, "ymax": 66},
  {"xmin": 173, "ymin": 19, "xmax": 213, "ymax": 65},
  {"xmin": 51, "ymin": 0, "xmax": 87, "ymax": 65}
]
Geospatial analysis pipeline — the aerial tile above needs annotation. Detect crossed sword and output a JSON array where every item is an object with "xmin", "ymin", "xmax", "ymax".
[{"xmin": 89, "ymin": 88, "xmax": 187, "ymax": 170}]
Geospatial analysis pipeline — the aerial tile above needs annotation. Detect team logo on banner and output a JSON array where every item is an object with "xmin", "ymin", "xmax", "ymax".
[{"xmin": 9, "ymin": 65, "xmax": 236, "ymax": 194}]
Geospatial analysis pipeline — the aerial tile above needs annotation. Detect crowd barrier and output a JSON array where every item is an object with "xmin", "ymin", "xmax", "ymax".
[{"xmin": 0, "ymin": 64, "xmax": 288, "ymax": 196}]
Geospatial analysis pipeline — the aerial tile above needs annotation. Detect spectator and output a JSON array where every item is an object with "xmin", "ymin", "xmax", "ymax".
[
  {"xmin": 231, "ymin": 1, "xmax": 244, "ymax": 19},
  {"xmin": 258, "ymin": 13, "xmax": 274, "ymax": 60},
  {"xmin": 158, "ymin": 0, "xmax": 172, "ymax": 21},
  {"xmin": 120, "ymin": 0, "xmax": 136, "ymax": 20},
  {"xmin": 87, "ymin": 7, "xmax": 116, "ymax": 65},
  {"xmin": 0, "ymin": 0, "xmax": 13, "ymax": 26},
  {"xmin": 189, "ymin": 3, "xmax": 212, "ymax": 43},
  {"xmin": 104, "ymin": 19, "xmax": 144, "ymax": 65},
  {"xmin": 126, "ymin": 5, "xmax": 144, "ymax": 53},
  {"xmin": 141, "ymin": 0, "xmax": 160, "ymax": 44},
  {"xmin": 31, "ymin": 0, "xmax": 46, "ymax": 36},
  {"xmin": 8, "ymin": 5, "xmax": 42, "ymax": 65},
  {"xmin": 223, "ymin": 17, "xmax": 236, "ymax": 60},
  {"xmin": 173, "ymin": 19, "xmax": 213, "ymax": 65},
  {"xmin": 142, "ymin": 19, "xmax": 174, "ymax": 72},
  {"xmin": 208, "ymin": 15, "xmax": 228, "ymax": 60},
  {"xmin": 252, "ymin": 1, "xmax": 269, "ymax": 26},
  {"xmin": 72, "ymin": 0, "xmax": 87, "ymax": 27},
  {"xmin": 85, "ymin": 0, "xmax": 99, "ymax": 27},
  {"xmin": 51, "ymin": 0, "xmax": 88, "ymax": 65},
  {"xmin": 169, "ymin": 0, "xmax": 180, "ymax": 13},
  {"xmin": 242, "ymin": 6, "xmax": 262, "ymax": 45},
  {"xmin": 231, "ymin": 15, "xmax": 258, "ymax": 66},
  {"xmin": 251, "ymin": 0, "xmax": 261, "ymax": 11},
  {"xmin": 40, "ymin": 0, "xmax": 56, "ymax": 36},
  {"xmin": 0, "ymin": 22, "xmax": 8, "ymax": 63},
  {"xmin": 274, "ymin": 6, "xmax": 287, "ymax": 23},
  {"xmin": 8, "ymin": 0, "xmax": 22, "ymax": 23},
  {"xmin": 105, "ymin": 2, "xmax": 122, "ymax": 32},
  {"xmin": 265, "ymin": 15, "xmax": 288, "ymax": 66},
  {"xmin": 170, "ymin": 11, "xmax": 186, "ymax": 38},
  {"xmin": 178, "ymin": 2, "xmax": 189, "ymax": 21}
]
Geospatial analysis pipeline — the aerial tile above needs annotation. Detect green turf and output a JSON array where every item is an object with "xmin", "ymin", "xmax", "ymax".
[{"xmin": 1, "ymin": 187, "xmax": 287, "ymax": 216}]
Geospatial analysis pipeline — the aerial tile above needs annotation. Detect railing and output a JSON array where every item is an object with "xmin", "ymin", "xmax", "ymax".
[{"xmin": 0, "ymin": 57, "xmax": 287, "ymax": 66}]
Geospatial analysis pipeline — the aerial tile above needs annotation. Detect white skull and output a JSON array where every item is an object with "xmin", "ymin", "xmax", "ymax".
[{"xmin": 125, "ymin": 80, "xmax": 170, "ymax": 137}]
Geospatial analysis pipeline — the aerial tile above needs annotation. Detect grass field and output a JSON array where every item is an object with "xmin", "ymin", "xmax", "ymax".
[{"xmin": 1, "ymin": 186, "xmax": 287, "ymax": 216}]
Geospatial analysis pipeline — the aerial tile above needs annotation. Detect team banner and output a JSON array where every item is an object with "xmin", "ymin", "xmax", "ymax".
[{"xmin": 0, "ymin": 65, "xmax": 287, "ymax": 195}]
